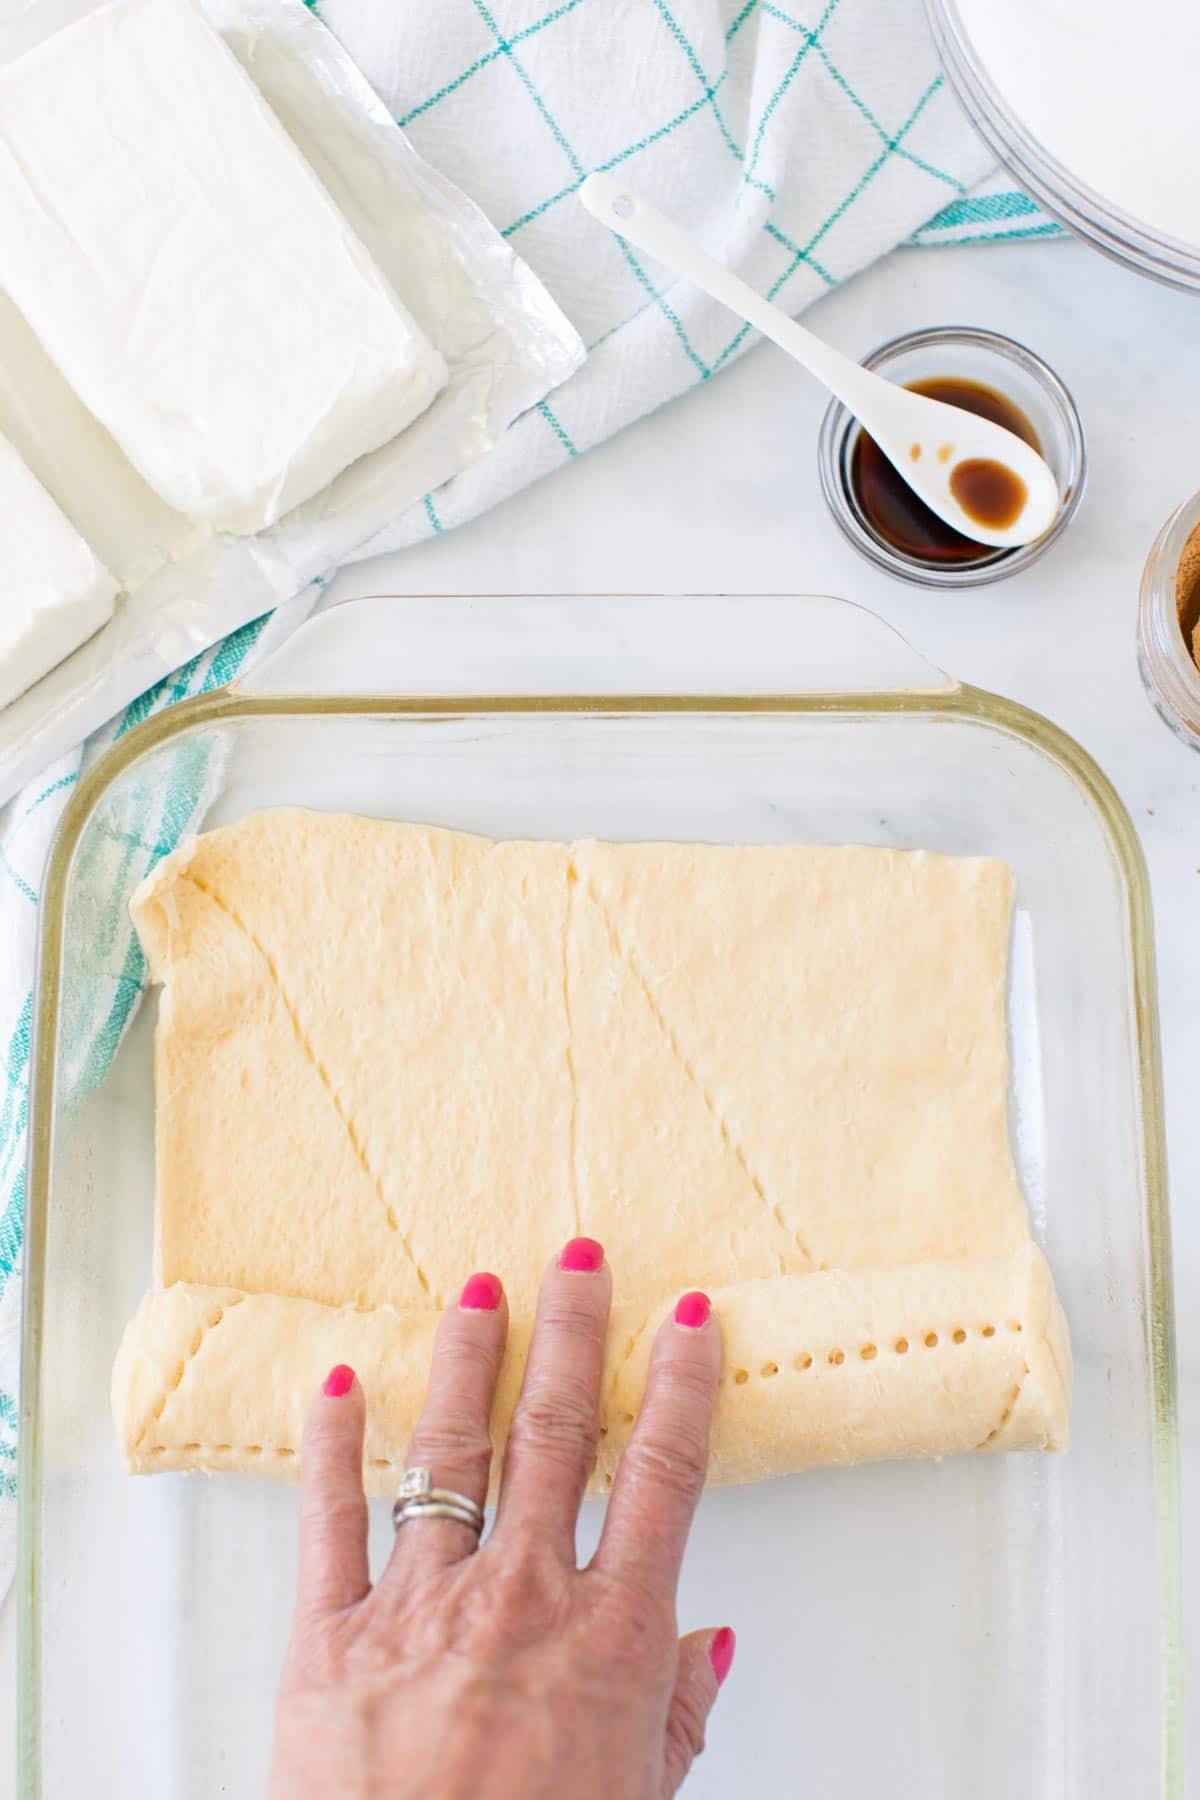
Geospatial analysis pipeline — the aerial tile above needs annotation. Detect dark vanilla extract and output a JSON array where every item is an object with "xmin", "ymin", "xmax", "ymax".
[{"xmin": 850, "ymin": 377, "xmax": 1041, "ymax": 566}]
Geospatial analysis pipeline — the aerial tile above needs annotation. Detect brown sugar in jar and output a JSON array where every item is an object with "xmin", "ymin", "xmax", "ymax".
[
  {"xmin": 1174, "ymin": 519, "xmax": 1200, "ymax": 672},
  {"xmin": 1139, "ymin": 491, "xmax": 1200, "ymax": 749}
]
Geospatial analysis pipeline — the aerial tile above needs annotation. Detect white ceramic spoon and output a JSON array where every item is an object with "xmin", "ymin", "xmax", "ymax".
[{"xmin": 580, "ymin": 172, "xmax": 1060, "ymax": 549}]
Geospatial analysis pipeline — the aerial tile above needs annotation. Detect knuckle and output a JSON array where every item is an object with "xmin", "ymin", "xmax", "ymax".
[
  {"xmin": 620, "ymin": 1423, "xmax": 709, "ymax": 1501},
  {"xmin": 407, "ymin": 1418, "xmax": 494, "ymax": 1485},
  {"xmin": 652, "ymin": 1357, "xmax": 717, "ymax": 1408},
  {"xmin": 672, "ymin": 1681, "xmax": 711, "ymax": 1752},
  {"xmin": 542, "ymin": 1288, "xmax": 606, "ymax": 1344},
  {"xmin": 303, "ymin": 1417, "xmax": 358, "ymax": 1462},
  {"xmin": 466, "ymin": 1541, "xmax": 571, "ymax": 1649},
  {"xmin": 438, "ymin": 1330, "xmax": 500, "ymax": 1375},
  {"xmin": 588, "ymin": 1577, "xmax": 672, "ymax": 1668},
  {"xmin": 508, "ymin": 1383, "xmax": 599, "ymax": 1467},
  {"xmin": 666, "ymin": 1698, "xmax": 707, "ymax": 1769},
  {"xmin": 301, "ymin": 1491, "xmax": 365, "ymax": 1540},
  {"xmin": 495, "ymin": 1536, "xmax": 562, "ymax": 1600}
]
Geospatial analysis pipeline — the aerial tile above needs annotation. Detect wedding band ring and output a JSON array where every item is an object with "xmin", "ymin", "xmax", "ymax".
[
  {"xmin": 392, "ymin": 1466, "xmax": 485, "ymax": 1538},
  {"xmin": 393, "ymin": 1499, "xmax": 484, "ymax": 1533}
]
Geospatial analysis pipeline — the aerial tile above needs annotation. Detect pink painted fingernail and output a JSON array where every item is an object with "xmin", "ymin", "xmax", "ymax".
[
  {"xmin": 559, "ymin": 1236, "xmax": 605, "ymax": 1273},
  {"xmin": 675, "ymin": 1290, "xmax": 711, "ymax": 1329},
  {"xmin": 710, "ymin": 1626, "xmax": 736, "ymax": 1687},
  {"xmin": 459, "ymin": 1272, "xmax": 503, "ymax": 1311},
  {"xmin": 323, "ymin": 1364, "xmax": 355, "ymax": 1398}
]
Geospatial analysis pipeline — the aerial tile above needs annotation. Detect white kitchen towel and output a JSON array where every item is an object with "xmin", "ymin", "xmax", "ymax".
[
  {"xmin": 0, "ymin": 0, "xmax": 1054, "ymax": 1595},
  {"xmin": 328, "ymin": 0, "xmax": 1055, "ymax": 552}
]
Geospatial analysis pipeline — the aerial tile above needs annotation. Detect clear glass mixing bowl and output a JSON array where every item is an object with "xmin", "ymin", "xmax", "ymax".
[{"xmin": 926, "ymin": 0, "xmax": 1200, "ymax": 293}]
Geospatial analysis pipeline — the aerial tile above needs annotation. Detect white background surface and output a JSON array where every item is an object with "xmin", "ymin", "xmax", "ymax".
[{"xmin": 1, "ymin": 231, "xmax": 1197, "ymax": 1789}]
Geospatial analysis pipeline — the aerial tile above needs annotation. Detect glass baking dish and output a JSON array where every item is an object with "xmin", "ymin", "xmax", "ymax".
[{"xmin": 20, "ymin": 596, "xmax": 1180, "ymax": 1797}]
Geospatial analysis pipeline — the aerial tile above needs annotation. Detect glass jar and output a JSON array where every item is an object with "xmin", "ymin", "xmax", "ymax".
[
  {"xmin": 1138, "ymin": 490, "xmax": 1200, "ymax": 749},
  {"xmin": 817, "ymin": 325, "xmax": 1086, "ymax": 589}
]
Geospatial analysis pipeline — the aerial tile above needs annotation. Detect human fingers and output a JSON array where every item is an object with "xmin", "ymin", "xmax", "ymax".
[
  {"xmin": 661, "ymin": 1627, "xmax": 735, "ymax": 1796},
  {"xmin": 385, "ymin": 1272, "xmax": 508, "ymax": 1582},
  {"xmin": 295, "ymin": 1364, "xmax": 370, "ymax": 1623},
  {"xmin": 591, "ymin": 1290, "xmax": 720, "ymax": 1600},
  {"xmin": 492, "ymin": 1238, "xmax": 611, "ymax": 1558}
]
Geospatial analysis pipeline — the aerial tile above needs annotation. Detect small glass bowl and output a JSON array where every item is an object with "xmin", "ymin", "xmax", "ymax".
[
  {"xmin": 817, "ymin": 325, "xmax": 1086, "ymax": 590},
  {"xmin": 1138, "ymin": 490, "xmax": 1200, "ymax": 751}
]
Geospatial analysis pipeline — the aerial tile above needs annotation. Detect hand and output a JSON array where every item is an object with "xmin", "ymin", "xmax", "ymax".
[{"xmin": 269, "ymin": 1239, "xmax": 734, "ymax": 1799}]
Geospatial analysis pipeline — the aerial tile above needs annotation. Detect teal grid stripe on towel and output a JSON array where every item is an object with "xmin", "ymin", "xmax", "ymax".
[
  {"xmin": 0, "ymin": 615, "xmax": 269, "ymax": 1577},
  {"xmin": 0, "ymin": 0, "xmax": 1056, "ymax": 1596},
  {"xmin": 317, "ymin": 0, "xmax": 1054, "ymax": 559},
  {"xmin": 910, "ymin": 177, "xmax": 1063, "ymax": 247}
]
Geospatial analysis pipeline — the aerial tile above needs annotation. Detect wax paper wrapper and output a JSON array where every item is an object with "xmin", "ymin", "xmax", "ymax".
[{"xmin": 0, "ymin": 0, "xmax": 584, "ymax": 805}]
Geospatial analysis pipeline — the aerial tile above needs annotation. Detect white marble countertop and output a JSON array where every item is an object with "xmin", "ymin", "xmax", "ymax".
[{"xmin": 1, "ymin": 230, "xmax": 1196, "ymax": 1790}]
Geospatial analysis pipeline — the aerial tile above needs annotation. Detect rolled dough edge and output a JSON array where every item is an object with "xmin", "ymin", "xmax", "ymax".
[{"xmin": 112, "ymin": 1244, "xmax": 1070, "ymax": 1498}]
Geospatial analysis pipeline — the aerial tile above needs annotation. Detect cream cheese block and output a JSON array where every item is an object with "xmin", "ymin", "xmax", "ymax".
[
  {"xmin": 0, "ymin": 0, "xmax": 447, "ymax": 535},
  {"xmin": 0, "ymin": 432, "xmax": 118, "ymax": 712}
]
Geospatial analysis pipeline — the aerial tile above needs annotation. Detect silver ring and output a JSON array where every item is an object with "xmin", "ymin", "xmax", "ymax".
[
  {"xmin": 392, "ymin": 1466, "xmax": 485, "ymax": 1538},
  {"xmin": 394, "ymin": 1500, "xmax": 484, "ymax": 1532}
]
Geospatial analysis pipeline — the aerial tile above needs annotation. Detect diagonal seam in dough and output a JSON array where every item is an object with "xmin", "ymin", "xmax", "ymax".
[
  {"xmin": 977, "ymin": 1254, "xmax": 1058, "ymax": 1449},
  {"xmin": 605, "ymin": 1308, "xmax": 655, "ymax": 1414},
  {"xmin": 582, "ymin": 878, "xmax": 810, "ymax": 1273},
  {"xmin": 133, "ymin": 1292, "xmax": 244, "ymax": 1452},
  {"xmin": 976, "ymin": 1363, "xmax": 1029, "ymax": 1449},
  {"xmin": 180, "ymin": 874, "xmax": 438, "ymax": 1304},
  {"xmin": 590, "ymin": 1307, "xmax": 655, "ymax": 1484}
]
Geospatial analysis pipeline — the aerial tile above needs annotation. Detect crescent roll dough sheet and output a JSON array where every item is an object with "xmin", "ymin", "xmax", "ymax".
[{"xmin": 114, "ymin": 809, "xmax": 1070, "ymax": 1489}]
